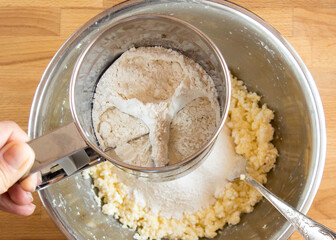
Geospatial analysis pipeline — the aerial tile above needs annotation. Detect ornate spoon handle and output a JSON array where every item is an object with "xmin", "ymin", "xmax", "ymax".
[{"xmin": 244, "ymin": 174, "xmax": 336, "ymax": 240}]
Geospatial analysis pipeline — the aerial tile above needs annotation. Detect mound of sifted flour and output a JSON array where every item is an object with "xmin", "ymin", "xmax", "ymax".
[
  {"xmin": 113, "ymin": 125, "xmax": 245, "ymax": 219},
  {"xmin": 92, "ymin": 47, "xmax": 220, "ymax": 167}
]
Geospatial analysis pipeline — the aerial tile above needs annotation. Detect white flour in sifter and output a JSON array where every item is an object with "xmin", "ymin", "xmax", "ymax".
[{"xmin": 92, "ymin": 46, "xmax": 220, "ymax": 167}]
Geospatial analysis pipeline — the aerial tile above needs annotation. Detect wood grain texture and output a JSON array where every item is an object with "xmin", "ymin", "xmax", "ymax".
[
  {"xmin": 232, "ymin": 0, "xmax": 336, "ymax": 8},
  {"xmin": 0, "ymin": 8, "xmax": 60, "ymax": 36},
  {"xmin": 0, "ymin": 0, "xmax": 103, "ymax": 8},
  {"xmin": 0, "ymin": 0, "xmax": 335, "ymax": 239},
  {"xmin": 293, "ymin": 8, "xmax": 336, "ymax": 38},
  {"xmin": 250, "ymin": 7, "xmax": 293, "ymax": 37},
  {"xmin": 60, "ymin": 8, "xmax": 105, "ymax": 39}
]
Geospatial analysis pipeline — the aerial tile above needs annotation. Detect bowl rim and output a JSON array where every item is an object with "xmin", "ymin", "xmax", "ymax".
[{"xmin": 28, "ymin": 0, "xmax": 327, "ymax": 239}]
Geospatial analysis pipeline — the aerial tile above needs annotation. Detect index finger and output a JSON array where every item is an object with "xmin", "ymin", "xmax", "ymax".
[{"xmin": 0, "ymin": 121, "xmax": 29, "ymax": 148}]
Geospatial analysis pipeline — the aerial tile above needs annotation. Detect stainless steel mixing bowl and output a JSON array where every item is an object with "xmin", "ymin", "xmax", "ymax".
[{"xmin": 28, "ymin": 0, "xmax": 326, "ymax": 239}]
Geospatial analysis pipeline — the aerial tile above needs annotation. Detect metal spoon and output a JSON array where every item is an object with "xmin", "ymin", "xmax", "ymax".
[{"xmin": 228, "ymin": 157, "xmax": 336, "ymax": 240}]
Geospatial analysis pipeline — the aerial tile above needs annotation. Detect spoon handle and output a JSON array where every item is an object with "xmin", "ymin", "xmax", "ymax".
[{"xmin": 244, "ymin": 174, "xmax": 336, "ymax": 240}]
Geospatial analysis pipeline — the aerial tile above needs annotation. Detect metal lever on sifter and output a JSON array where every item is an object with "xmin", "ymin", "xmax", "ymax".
[{"xmin": 22, "ymin": 122, "xmax": 105, "ymax": 190}]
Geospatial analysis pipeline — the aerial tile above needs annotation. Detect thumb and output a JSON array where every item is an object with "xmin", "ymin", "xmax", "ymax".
[{"xmin": 0, "ymin": 141, "xmax": 35, "ymax": 194}]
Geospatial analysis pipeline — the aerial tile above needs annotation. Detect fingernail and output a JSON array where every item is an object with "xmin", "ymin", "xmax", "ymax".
[
  {"xmin": 2, "ymin": 142, "xmax": 33, "ymax": 170},
  {"xmin": 37, "ymin": 173, "xmax": 42, "ymax": 185},
  {"xmin": 27, "ymin": 192, "xmax": 33, "ymax": 202},
  {"xmin": 30, "ymin": 203, "xmax": 36, "ymax": 212}
]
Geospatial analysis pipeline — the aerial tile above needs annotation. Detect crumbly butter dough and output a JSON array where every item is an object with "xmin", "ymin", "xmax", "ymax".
[{"xmin": 84, "ymin": 76, "xmax": 278, "ymax": 240}]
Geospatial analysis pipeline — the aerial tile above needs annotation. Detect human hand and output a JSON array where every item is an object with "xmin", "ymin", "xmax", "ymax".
[{"xmin": 0, "ymin": 121, "xmax": 41, "ymax": 216}]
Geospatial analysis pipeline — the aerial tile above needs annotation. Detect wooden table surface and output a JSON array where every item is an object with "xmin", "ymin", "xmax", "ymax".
[{"xmin": 0, "ymin": 0, "xmax": 335, "ymax": 239}]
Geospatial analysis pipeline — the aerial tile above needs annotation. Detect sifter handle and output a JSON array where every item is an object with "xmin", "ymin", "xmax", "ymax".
[{"xmin": 23, "ymin": 122, "xmax": 88, "ymax": 178}]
